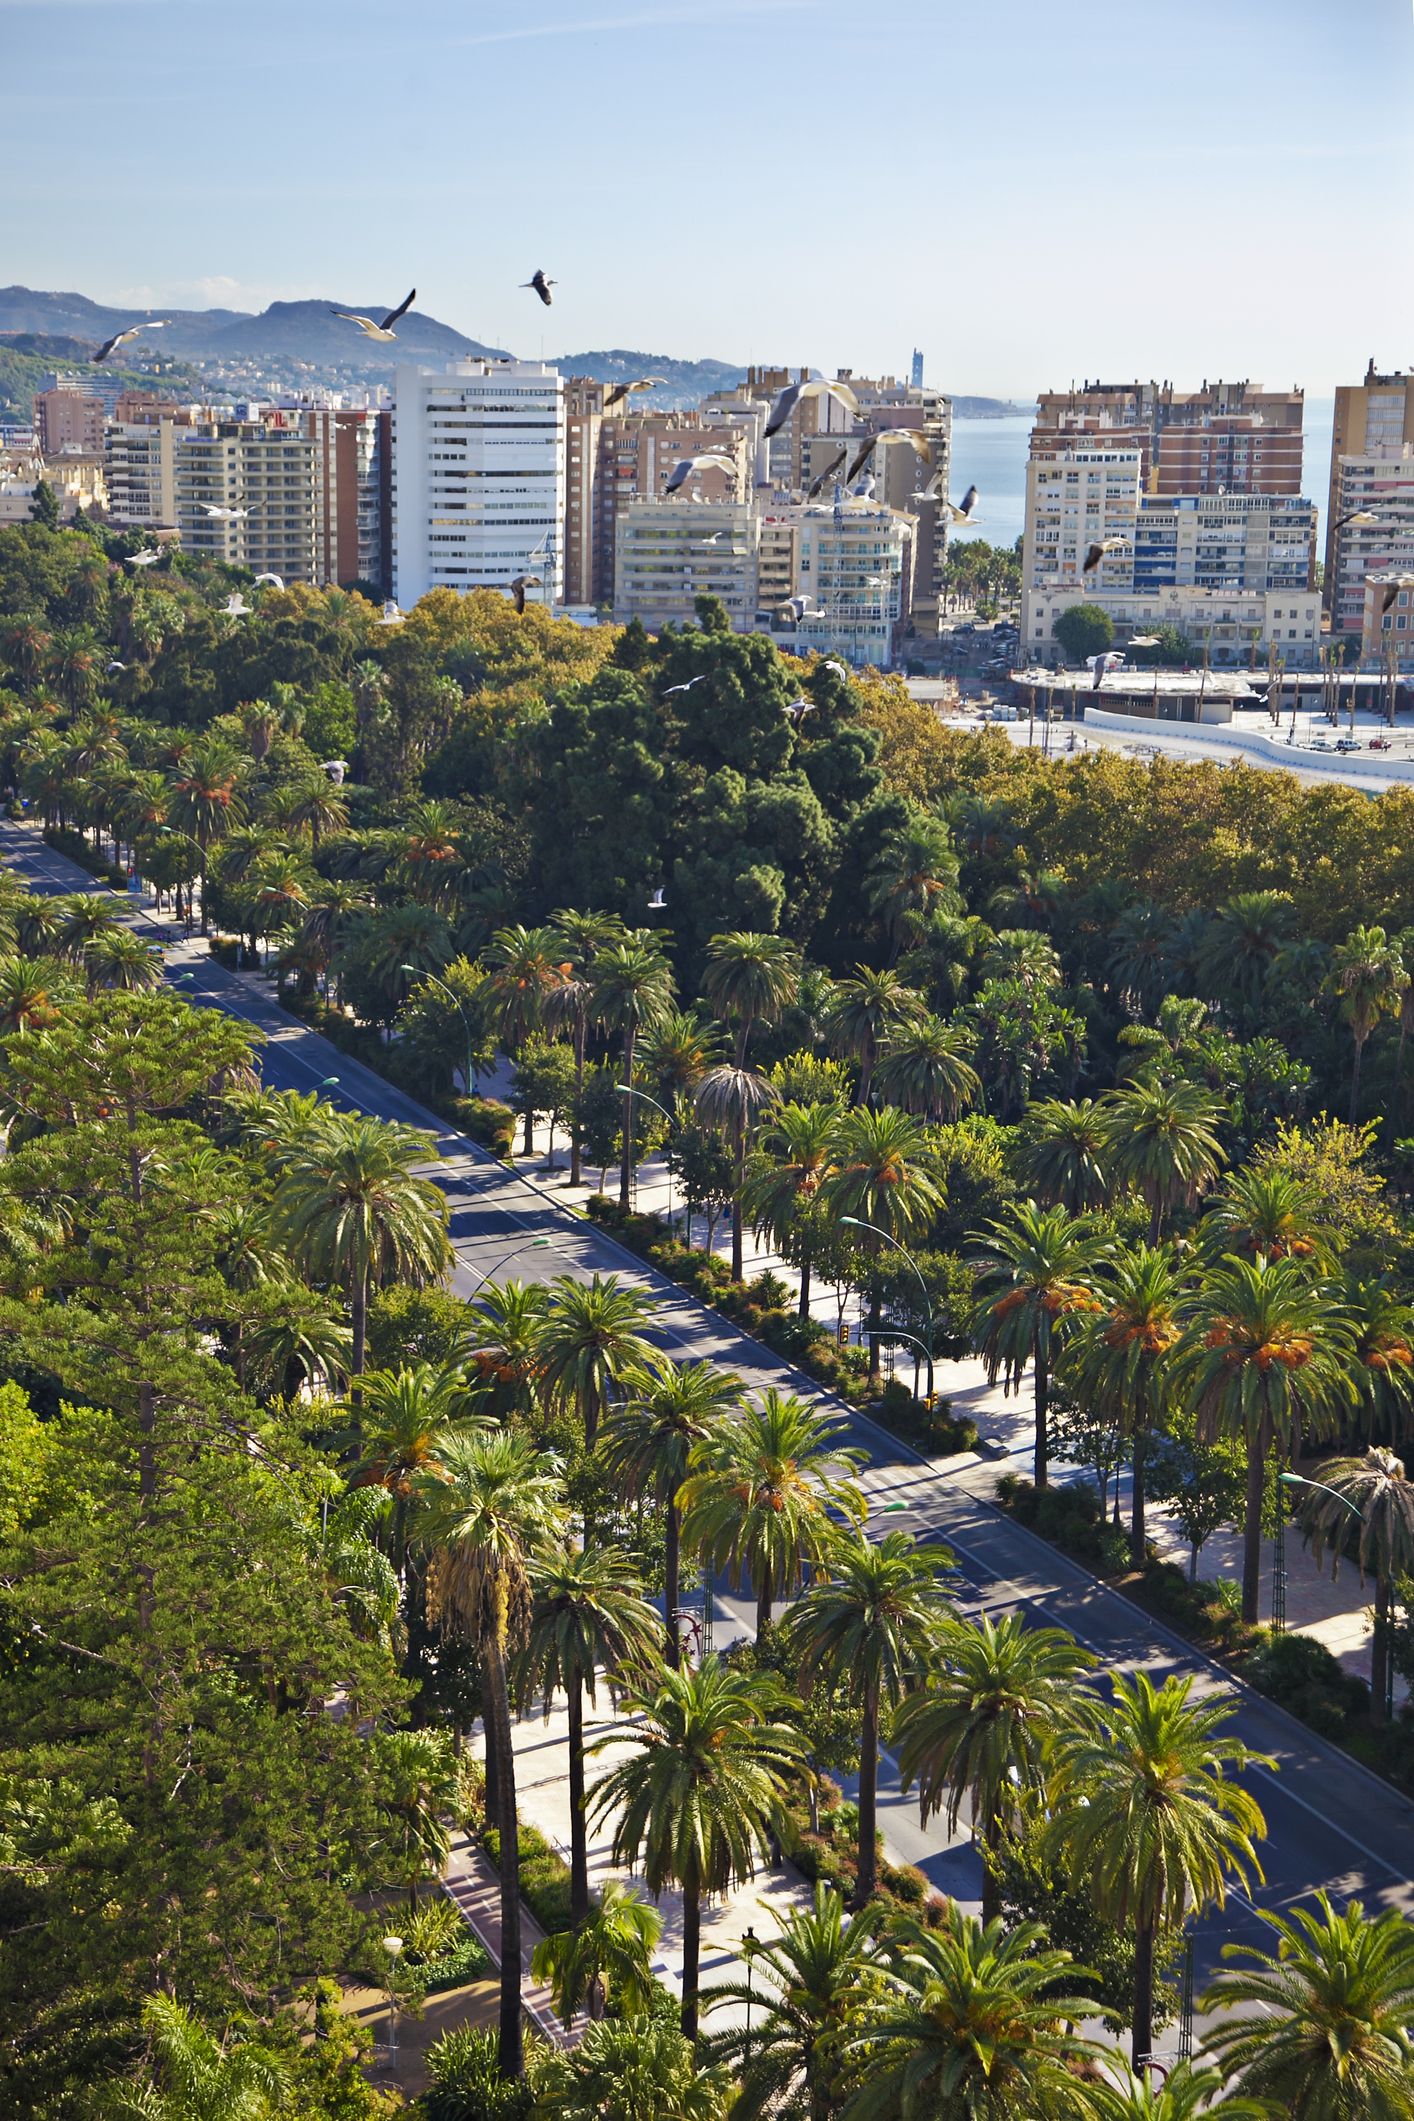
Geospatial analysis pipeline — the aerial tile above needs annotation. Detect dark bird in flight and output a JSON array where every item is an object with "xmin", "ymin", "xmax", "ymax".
[
  {"xmin": 1083, "ymin": 535, "xmax": 1129, "ymax": 574},
  {"xmin": 664, "ymin": 451, "xmax": 736, "ymax": 495},
  {"xmin": 845, "ymin": 429, "xmax": 931, "ymax": 483},
  {"xmin": 806, "ymin": 447, "xmax": 849, "ymax": 500},
  {"xmin": 522, "ymin": 270, "xmax": 556, "ymax": 306},
  {"xmin": 764, "ymin": 376, "xmax": 860, "ymax": 439},
  {"xmin": 509, "ymin": 575, "xmax": 543, "ymax": 614},
  {"xmin": 603, "ymin": 376, "xmax": 665, "ymax": 410},
  {"xmin": 93, "ymin": 320, "xmax": 170, "ymax": 363},
  {"xmin": 330, "ymin": 290, "xmax": 416, "ymax": 342}
]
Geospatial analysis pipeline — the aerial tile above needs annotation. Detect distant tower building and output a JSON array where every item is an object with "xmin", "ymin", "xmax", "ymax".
[{"xmin": 910, "ymin": 350, "xmax": 925, "ymax": 390}]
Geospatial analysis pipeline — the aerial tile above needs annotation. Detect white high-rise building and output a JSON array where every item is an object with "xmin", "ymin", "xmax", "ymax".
[{"xmin": 392, "ymin": 359, "xmax": 565, "ymax": 608}]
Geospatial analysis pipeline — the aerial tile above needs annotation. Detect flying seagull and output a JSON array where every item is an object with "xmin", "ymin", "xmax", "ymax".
[
  {"xmin": 648, "ymin": 887, "xmax": 667, "ymax": 910},
  {"xmin": 222, "ymin": 593, "xmax": 251, "ymax": 619},
  {"xmin": 664, "ymin": 451, "xmax": 736, "ymax": 495},
  {"xmin": 1381, "ymin": 583, "xmax": 1407, "ymax": 615},
  {"xmin": 201, "ymin": 500, "xmax": 257, "ymax": 522},
  {"xmin": 125, "ymin": 549, "xmax": 162, "ymax": 567},
  {"xmin": 822, "ymin": 659, "xmax": 849, "ymax": 679},
  {"xmin": 1089, "ymin": 650, "xmax": 1124, "ymax": 691},
  {"xmin": 1334, "ymin": 506, "xmax": 1397, "ymax": 533},
  {"xmin": 521, "ymin": 270, "xmax": 556, "ymax": 306},
  {"xmin": 806, "ymin": 446, "xmax": 850, "ymax": 501},
  {"xmin": 106, "ymin": 660, "xmax": 127, "ymax": 674},
  {"xmin": 778, "ymin": 595, "xmax": 824, "ymax": 624},
  {"xmin": 330, "ymin": 289, "xmax": 416, "ymax": 342},
  {"xmin": 508, "ymin": 575, "xmax": 542, "ymax": 615},
  {"xmin": 845, "ymin": 429, "xmax": 932, "ymax": 483},
  {"xmin": 662, "ymin": 674, "xmax": 707, "ymax": 697},
  {"xmin": 1129, "ymin": 634, "xmax": 1161, "ymax": 648},
  {"xmin": 253, "ymin": 572, "xmax": 284, "ymax": 589},
  {"xmin": 93, "ymin": 320, "xmax": 170, "ymax": 364},
  {"xmin": 942, "ymin": 483, "xmax": 980, "ymax": 525},
  {"xmin": 603, "ymin": 376, "xmax": 665, "ymax": 410},
  {"xmin": 784, "ymin": 696, "xmax": 818, "ymax": 726},
  {"xmin": 697, "ymin": 531, "xmax": 725, "ymax": 546},
  {"xmin": 1084, "ymin": 536, "xmax": 1129, "ymax": 574},
  {"xmin": 764, "ymin": 376, "xmax": 861, "ymax": 440}
]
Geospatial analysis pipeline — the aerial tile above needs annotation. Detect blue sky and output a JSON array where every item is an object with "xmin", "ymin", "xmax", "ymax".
[{"xmin": 6, "ymin": 0, "xmax": 1412, "ymax": 396}]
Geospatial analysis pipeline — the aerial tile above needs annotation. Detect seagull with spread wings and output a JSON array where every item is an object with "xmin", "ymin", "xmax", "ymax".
[
  {"xmin": 764, "ymin": 375, "xmax": 860, "ymax": 439},
  {"xmin": 664, "ymin": 451, "xmax": 736, "ymax": 495},
  {"xmin": 784, "ymin": 696, "xmax": 818, "ymax": 727},
  {"xmin": 521, "ymin": 270, "xmax": 556, "ymax": 306},
  {"xmin": 222, "ymin": 593, "xmax": 252, "ymax": 620},
  {"xmin": 201, "ymin": 500, "xmax": 257, "ymax": 523},
  {"xmin": 603, "ymin": 376, "xmax": 665, "ymax": 410},
  {"xmin": 93, "ymin": 320, "xmax": 170, "ymax": 364},
  {"xmin": 1084, "ymin": 535, "xmax": 1130, "ymax": 574},
  {"xmin": 942, "ymin": 482, "xmax": 980, "ymax": 525},
  {"xmin": 378, "ymin": 600, "xmax": 405, "ymax": 625},
  {"xmin": 330, "ymin": 289, "xmax": 416, "ymax": 342},
  {"xmin": 806, "ymin": 446, "xmax": 850, "ymax": 501},
  {"xmin": 253, "ymin": 572, "xmax": 284, "ymax": 589},
  {"xmin": 508, "ymin": 575, "xmax": 543, "ymax": 615},
  {"xmin": 822, "ymin": 659, "xmax": 849, "ymax": 679},
  {"xmin": 648, "ymin": 887, "xmax": 667, "ymax": 910},
  {"xmin": 124, "ymin": 549, "xmax": 163, "ymax": 568},
  {"xmin": 845, "ymin": 428, "xmax": 931, "ymax": 484}
]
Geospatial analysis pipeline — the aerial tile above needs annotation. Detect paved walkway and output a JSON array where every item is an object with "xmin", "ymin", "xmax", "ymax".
[{"xmin": 440, "ymin": 1828, "xmax": 570, "ymax": 2047}]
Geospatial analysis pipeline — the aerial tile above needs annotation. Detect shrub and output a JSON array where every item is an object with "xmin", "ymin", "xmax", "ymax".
[
  {"xmin": 451, "ymin": 1095, "xmax": 516, "ymax": 1159},
  {"xmin": 423, "ymin": 2026, "xmax": 534, "ymax": 2121},
  {"xmin": 746, "ymin": 1269, "xmax": 792, "ymax": 1310},
  {"xmin": 403, "ymin": 1934, "xmax": 493, "ymax": 2002},
  {"xmin": 1244, "ymin": 1631, "xmax": 1369, "ymax": 1735},
  {"xmin": 404, "ymin": 1898, "xmax": 464, "ymax": 1963},
  {"xmin": 880, "ymin": 1861, "xmax": 930, "ymax": 1905},
  {"xmin": 481, "ymin": 1822, "xmax": 574, "ymax": 1936}
]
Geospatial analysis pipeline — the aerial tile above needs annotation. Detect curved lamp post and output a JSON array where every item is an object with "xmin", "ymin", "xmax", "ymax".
[
  {"xmin": 616, "ymin": 1083, "xmax": 676, "ymax": 1235},
  {"xmin": 840, "ymin": 1215, "xmax": 935, "ymax": 1402},
  {"xmin": 468, "ymin": 1234, "xmax": 553, "ymax": 1295},
  {"xmin": 401, "ymin": 965, "xmax": 480, "ymax": 1096}
]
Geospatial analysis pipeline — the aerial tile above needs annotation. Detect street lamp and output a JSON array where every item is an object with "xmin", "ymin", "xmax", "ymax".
[
  {"xmin": 382, "ymin": 1933, "xmax": 403, "ymax": 2074},
  {"xmin": 1279, "ymin": 1470, "xmax": 1363, "ymax": 1520},
  {"xmin": 615, "ymin": 1084, "xmax": 676, "ymax": 1234},
  {"xmin": 468, "ymin": 1235, "xmax": 552, "ymax": 1294},
  {"xmin": 401, "ymin": 965, "xmax": 480, "ymax": 1096},
  {"xmin": 155, "ymin": 824, "xmax": 207, "ymax": 930},
  {"xmin": 839, "ymin": 1216, "xmax": 935, "ymax": 1402}
]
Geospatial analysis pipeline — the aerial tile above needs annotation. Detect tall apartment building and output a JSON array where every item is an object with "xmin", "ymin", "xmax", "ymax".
[
  {"xmin": 1324, "ymin": 364, "xmax": 1414, "ymax": 634},
  {"xmin": 564, "ymin": 377, "xmax": 608, "ymax": 606},
  {"xmin": 173, "ymin": 410, "xmax": 337, "ymax": 583},
  {"xmin": 35, "ymin": 383, "xmax": 105, "ymax": 457},
  {"xmin": 790, "ymin": 499, "xmax": 913, "ymax": 669},
  {"xmin": 1023, "ymin": 447, "xmax": 1144, "ymax": 600},
  {"xmin": 1031, "ymin": 379, "xmax": 1304, "ymax": 496},
  {"xmin": 613, "ymin": 498, "xmax": 758, "ymax": 631},
  {"xmin": 590, "ymin": 410, "xmax": 752, "ymax": 608},
  {"xmin": 392, "ymin": 359, "xmax": 565, "ymax": 608},
  {"xmin": 1132, "ymin": 494, "xmax": 1316, "ymax": 594},
  {"xmin": 105, "ymin": 415, "xmax": 180, "ymax": 529},
  {"xmin": 333, "ymin": 409, "xmax": 391, "ymax": 594}
]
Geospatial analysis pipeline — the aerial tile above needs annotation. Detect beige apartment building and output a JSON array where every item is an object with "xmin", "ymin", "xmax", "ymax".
[
  {"xmin": 1031, "ymin": 379, "xmax": 1304, "ymax": 496},
  {"xmin": 35, "ymin": 383, "xmax": 106, "ymax": 457},
  {"xmin": 613, "ymin": 497, "xmax": 758, "ymax": 631},
  {"xmin": 1324, "ymin": 364, "xmax": 1414, "ymax": 631},
  {"xmin": 106, "ymin": 415, "xmax": 179, "ymax": 529},
  {"xmin": 174, "ymin": 410, "xmax": 337, "ymax": 583},
  {"xmin": 1361, "ymin": 573, "xmax": 1414, "ymax": 665}
]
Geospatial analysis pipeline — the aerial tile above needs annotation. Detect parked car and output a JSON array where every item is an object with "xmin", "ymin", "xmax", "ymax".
[
  {"xmin": 1335, "ymin": 737, "xmax": 1362, "ymax": 753},
  {"xmin": 1370, "ymin": 735, "xmax": 1393, "ymax": 750}
]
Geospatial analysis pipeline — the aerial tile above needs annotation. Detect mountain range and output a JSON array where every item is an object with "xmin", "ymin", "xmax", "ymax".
[{"xmin": 0, "ymin": 286, "xmax": 1029, "ymax": 418}]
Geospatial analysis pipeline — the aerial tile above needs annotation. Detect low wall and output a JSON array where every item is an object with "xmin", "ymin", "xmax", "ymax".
[{"xmin": 1082, "ymin": 708, "xmax": 1414, "ymax": 786}]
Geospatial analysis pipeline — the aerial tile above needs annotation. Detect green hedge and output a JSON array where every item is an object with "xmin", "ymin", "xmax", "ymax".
[
  {"xmin": 402, "ymin": 1933, "xmax": 493, "ymax": 2001},
  {"xmin": 481, "ymin": 1822, "xmax": 574, "ymax": 1936}
]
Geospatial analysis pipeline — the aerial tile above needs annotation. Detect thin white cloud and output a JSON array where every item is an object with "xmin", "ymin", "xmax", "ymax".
[{"xmin": 453, "ymin": 0, "xmax": 805, "ymax": 47}]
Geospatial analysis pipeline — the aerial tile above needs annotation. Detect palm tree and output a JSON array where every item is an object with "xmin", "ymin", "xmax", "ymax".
[
  {"xmin": 701, "ymin": 1883, "xmax": 878, "ymax": 2121},
  {"xmin": 98, "ymin": 1993, "xmax": 291, "ymax": 2121},
  {"xmin": 373, "ymin": 1724, "xmax": 464, "ymax": 1910},
  {"xmin": 463, "ymin": 1276, "xmax": 548, "ymax": 1424},
  {"xmin": 1195, "ymin": 889, "xmax": 1295, "ymax": 1021},
  {"xmin": 1201, "ymin": 1892, "xmax": 1414, "ymax": 2119},
  {"xmin": 1045, "ymin": 1670, "xmax": 1268, "ymax": 2069},
  {"xmin": 1020, "ymin": 1097, "xmax": 1112, "ymax": 1213},
  {"xmin": 598, "ymin": 1357, "xmax": 743, "ymax": 1665},
  {"xmin": 1200, "ymin": 1165, "xmax": 1332, "ymax": 1265},
  {"xmin": 701, "ymin": 931, "xmax": 800, "ymax": 1065},
  {"xmin": 1300, "ymin": 1447, "xmax": 1414, "ymax": 1723},
  {"xmin": 516, "ymin": 1545, "xmax": 662, "ymax": 1924},
  {"xmin": 593, "ymin": 933, "xmax": 676, "ymax": 1209},
  {"xmin": 740, "ymin": 1099, "xmax": 841, "ymax": 1319},
  {"xmin": 546, "ymin": 907, "xmax": 625, "ymax": 1186},
  {"xmin": 533, "ymin": 1273, "xmax": 659, "ymax": 1452},
  {"xmin": 1172, "ymin": 1254, "xmax": 1355, "ymax": 1623},
  {"xmin": 1343, "ymin": 1275, "xmax": 1414, "ymax": 1441},
  {"xmin": 481, "ymin": 922, "xmax": 568, "ymax": 1058},
  {"xmin": 972, "ymin": 1201, "xmax": 1109, "ymax": 1489},
  {"xmin": 272, "ymin": 1113, "xmax": 450, "ymax": 1383},
  {"xmin": 680, "ymin": 1390, "xmax": 864, "ymax": 1637},
  {"xmin": 531, "ymin": 1879, "xmax": 663, "ymax": 2024},
  {"xmin": 866, "ymin": 818, "xmax": 960, "ymax": 958},
  {"xmin": 823, "ymin": 967, "xmax": 927, "ymax": 1107},
  {"xmin": 415, "ymin": 1429, "xmax": 567, "ymax": 2079},
  {"xmin": 872, "ymin": 1015, "xmax": 981, "ymax": 1122},
  {"xmin": 819, "ymin": 1104, "xmax": 947, "ymax": 1381},
  {"xmin": 1063, "ymin": 1243, "xmax": 1187, "ymax": 1566},
  {"xmin": 1085, "ymin": 2060, "xmax": 1266, "ymax": 2120},
  {"xmin": 787, "ymin": 1530, "xmax": 953, "ymax": 1906},
  {"xmin": 83, "ymin": 928, "xmax": 164, "ymax": 994},
  {"xmin": 589, "ymin": 1656, "xmax": 804, "ymax": 2039},
  {"xmin": 531, "ymin": 2019, "xmax": 732, "ymax": 2121},
  {"xmin": 693, "ymin": 1062, "xmax": 777, "ymax": 1281},
  {"xmin": 1108, "ymin": 901, "xmax": 1179, "ymax": 1020},
  {"xmin": 351, "ymin": 1361, "xmax": 486, "ymax": 1577},
  {"xmin": 1327, "ymin": 924, "xmax": 1408, "ymax": 1123},
  {"xmin": 892, "ymin": 1613, "xmax": 1096, "ymax": 1924},
  {"xmin": 167, "ymin": 737, "xmax": 248, "ymax": 932},
  {"xmin": 837, "ymin": 1911, "xmax": 1104, "ymax": 2121},
  {"xmin": 1101, "ymin": 1079, "xmax": 1225, "ymax": 1242}
]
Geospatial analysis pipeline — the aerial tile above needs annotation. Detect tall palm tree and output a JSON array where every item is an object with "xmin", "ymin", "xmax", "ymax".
[
  {"xmin": 351, "ymin": 1361, "xmax": 487, "ymax": 1578},
  {"xmin": 701, "ymin": 931, "xmax": 801, "ymax": 1065},
  {"xmin": 866, "ymin": 817, "xmax": 960, "ymax": 959},
  {"xmin": 593, "ymin": 933, "xmax": 676, "ymax": 1209},
  {"xmin": 819, "ymin": 1104, "xmax": 946, "ymax": 1381},
  {"xmin": 1327, "ymin": 923, "xmax": 1408, "ymax": 1123},
  {"xmin": 787, "ymin": 1530, "xmax": 953, "ymax": 1906},
  {"xmin": 1045, "ymin": 1671, "xmax": 1268, "ymax": 2069},
  {"xmin": 693, "ymin": 1062, "xmax": 777, "ymax": 1281},
  {"xmin": 99, "ymin": 1993, "xmax": 292, "ymax": 2121},
  {"xmin": 1172, "ymin": 1254, "xmax": 1355, "ymax": 1623},
  {"xmin": 1343, "ymin": 1274, "xmax": 1414, "ymax": 1442},
  {"xmin": 701, "ymin": 1883, "xmax": 879, "ymax": 2121},
  {"xmin": 1101, "ymin": 1079, "xmax": 1225, "ymax": 1242},
  {"xmin": 546, "ymin": 907, "xmax": 625, "ymax": 1186},
  {"xmin": 680, "ymin": 1389, "xmax": 864, "ymax": 1637},
  {"xmin": 481, "ymin": 921, "xmax": 568, "ymax": 1058},
  {"xmin": 1019, "ymin": 1097, "xmax": 1111, "ymax": 1214},
  {"xmin": 271, "ymin": 1113, "xmax": 450, "ymax": 1383},
  {"xmin": 1201, "ymin": 1892, "xmax": 1414, "ymax": 2119},
  {"xmin": 892, "ymin": 1613, "xmax": 1096, "ymax": 1923},
  {"xmin": 822, "ymin": 967, "xmax": 927, "ymax": 1107},
  {"xmin": 83, "ymin": 928, "xmax": 164, "ymax": 994},
  {"xmin": 741, "ymin": 1099, "xmax": 841, "ymax": 1319},
  {"xmin": 415, "ymin": 1429, "xmax": 567, "ymax": 2079},
  {"xmin": 972, "ymin": 1201, "xmax": 1109, "ymax": 1489},
  {"xmin": 167, "ymin": 737, "xmax": 248, "ymax": 932},
  {"xmin": 1107, "ymin": 901, "xmax": 1179, "ymax": 1020},
  {"xmin": 463, "ymin": 1276, "xmax": 549, "ymax": 1425},
  {"xmin": 1200, "ymin": 1165, "xmax": 1332, "ymax": 1266},
  {"xmin": 1300, "ymin": 1446, "xmax": 1414, "ymax": 1723},
  {"xmin": 589, "ymin": 1656, "xmax": 805, "ymax": 2039},
  {"xmin": 515, "ymin": 1544, "xmax": 662, "ymax": 1924},
  {"xmin": 1195, "ymin": 889, "xmax": 1295, "ymax": 1021},
  {"xmin": 872, "ymin": 1015, "xmax": 981, "ymax": 1122},
  {"xmin": 837, "ymin": 1911, "xmax": 1104, "ymax": 2121},
  {"xmin": 1062, "ymin": 1242, "xmax": 1187, "ymax": 1565},
  {"xmin": 598, "ymin": 1357, "xmax": 743, "ymax": 1665},
  {"xmin": 533, "ymin": 1273, "xmax": 660, "ymax": 1451},
  {"xmin": 531, "ymin": 1878, "xmax": 663, "ymax": 2024}
]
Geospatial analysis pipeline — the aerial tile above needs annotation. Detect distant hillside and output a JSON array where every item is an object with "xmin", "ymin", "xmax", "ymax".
[
  {"xmin": 952, "ymin": 396, "xmax": 1034, "ymax": 419},
  {"xmin": 553, "ymin": 348, "xmax": 746, "ymax": 408},
  {"xmin": 201, "ymin": 299, "xmax": 504, "ymax": 367},
  {"xmin": 0, "ymin": 343, "xmax": 202, "ymax": 424}
]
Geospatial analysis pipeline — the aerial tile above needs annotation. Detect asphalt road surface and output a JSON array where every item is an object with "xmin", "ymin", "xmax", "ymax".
[{"xmin": 4, "ymin": 819, "xmax": 1410, "ymax": 2007}]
